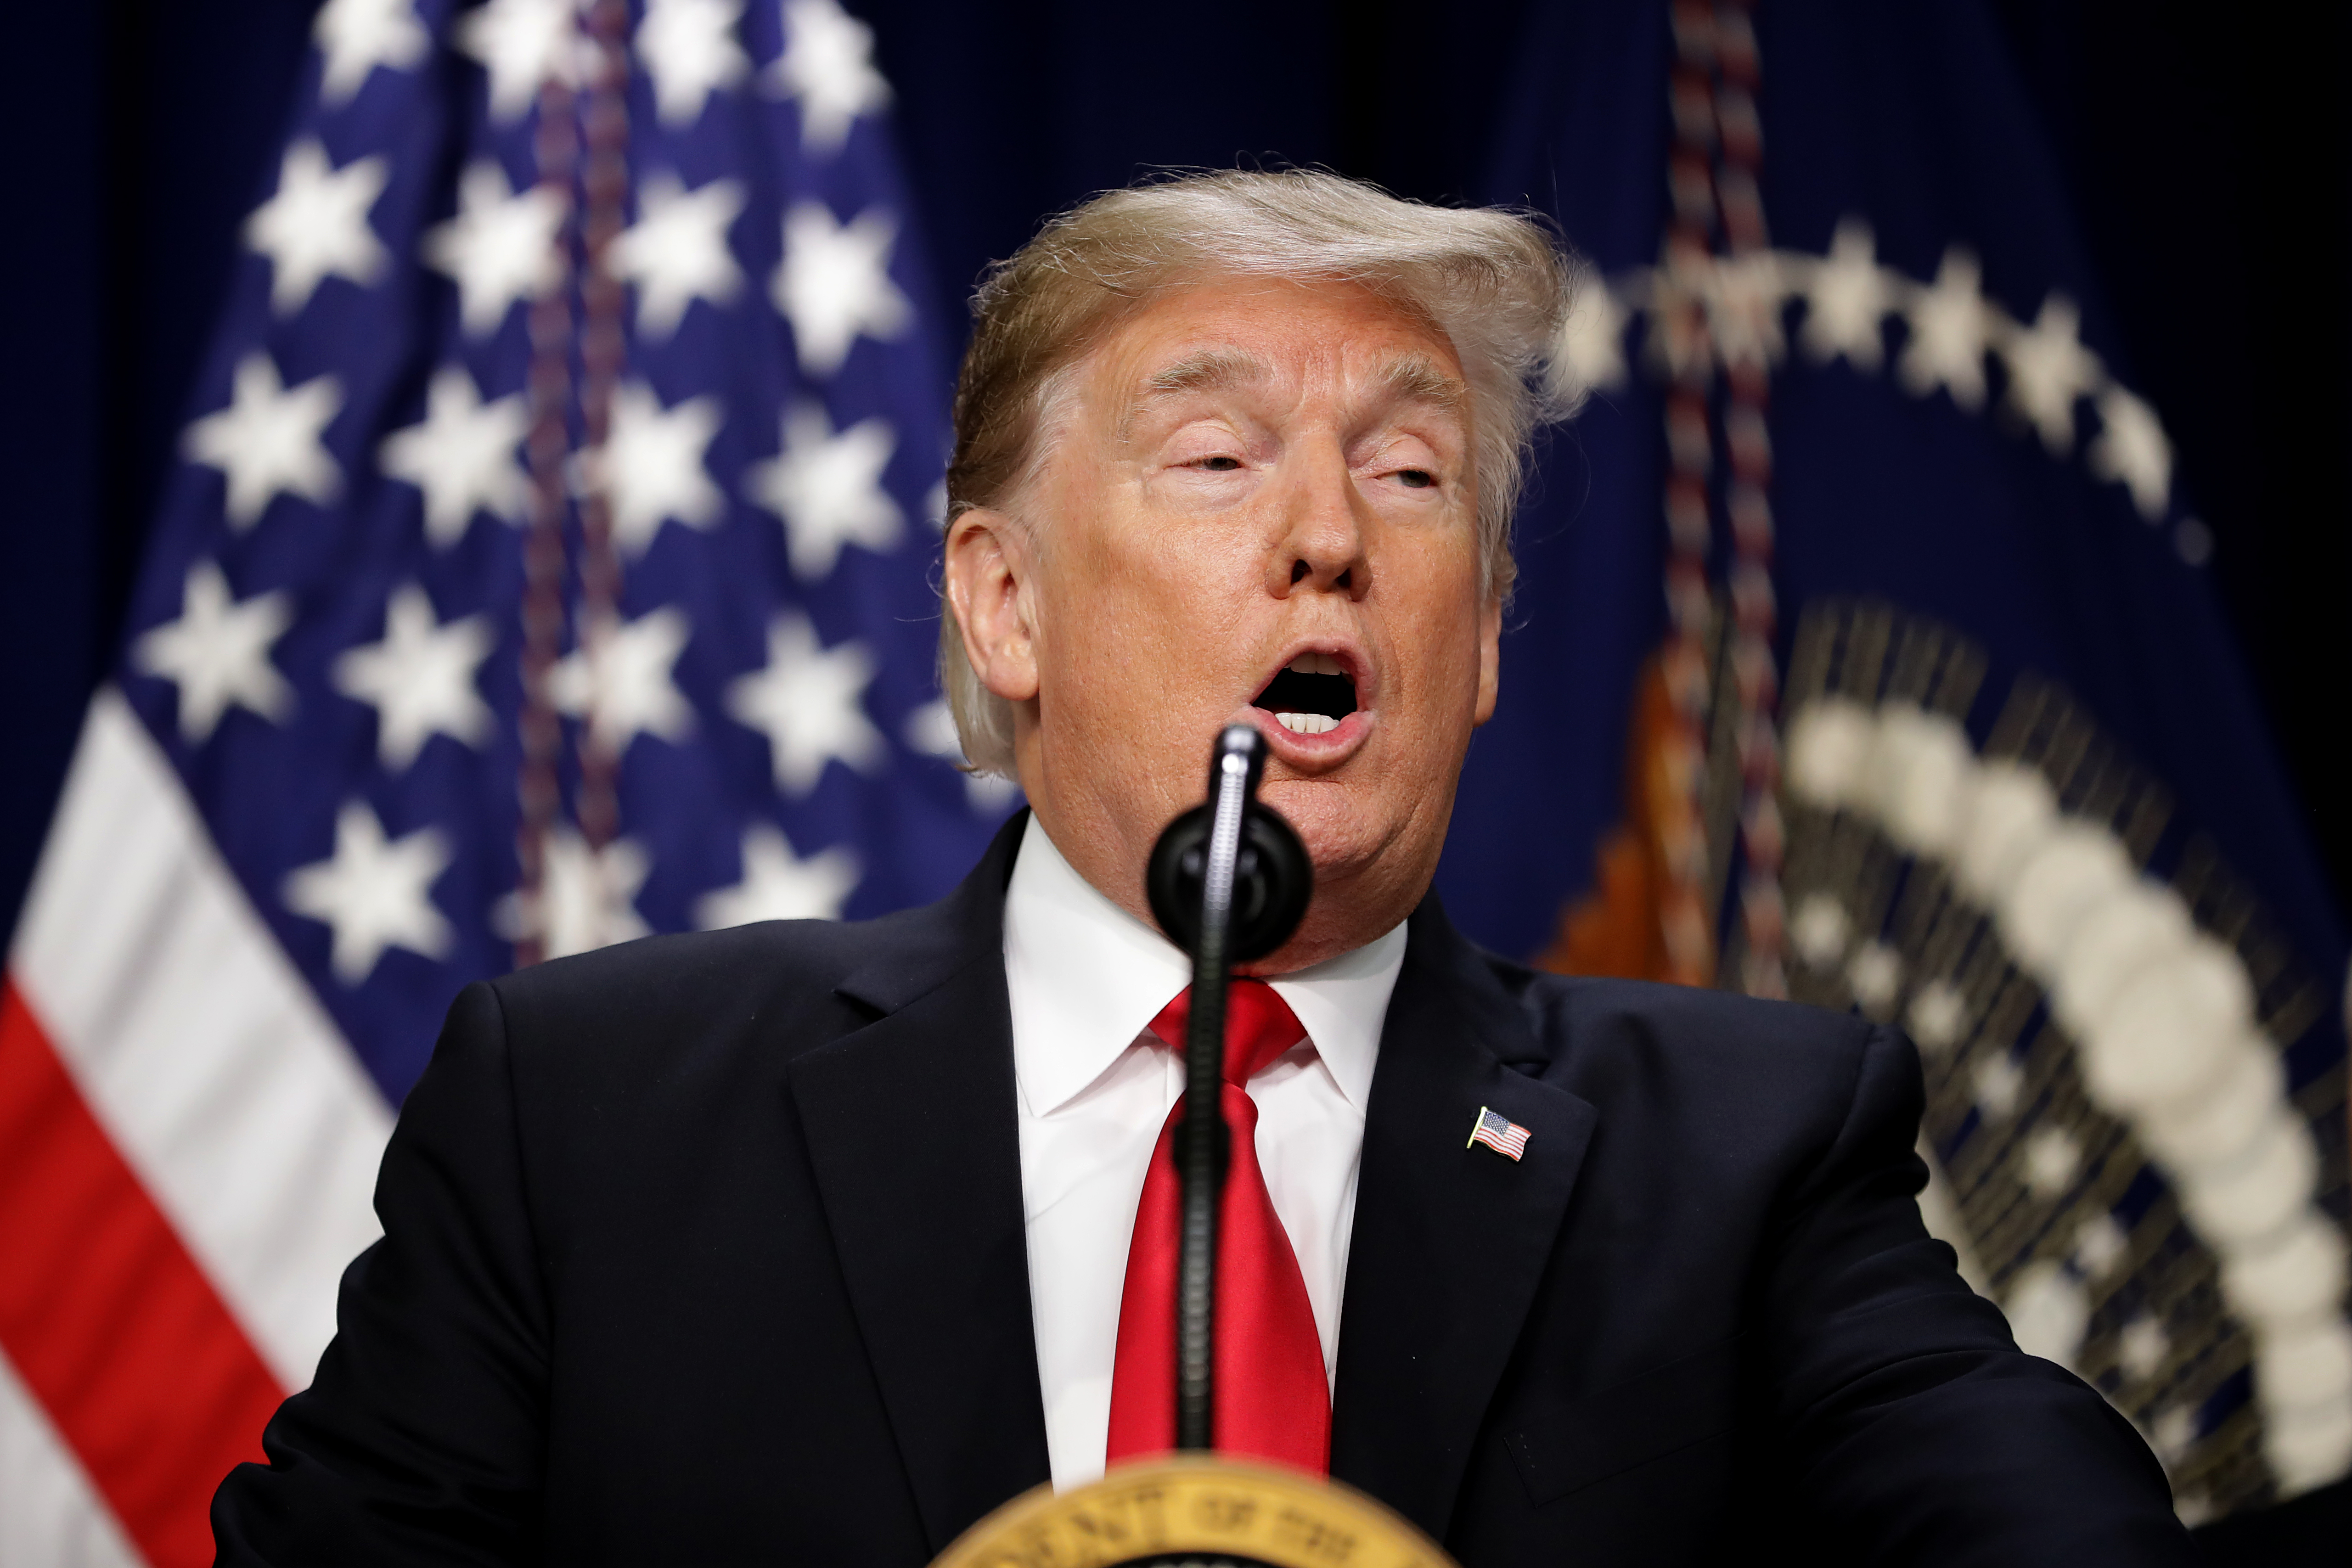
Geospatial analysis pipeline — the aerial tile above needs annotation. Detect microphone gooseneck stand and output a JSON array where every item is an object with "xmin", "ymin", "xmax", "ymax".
[
  {"xmin": 1173, "ymin": 730, "xmax": 1252, "ymax": 1450},
  {"xmin": 1149, "ymin": 723, "xmax": 1314, "ymax": 1453}
]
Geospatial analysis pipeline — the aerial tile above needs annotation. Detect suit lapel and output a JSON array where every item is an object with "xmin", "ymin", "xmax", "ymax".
[
  {"xmin": 787, "ymin": 814, "xmax": 1050, "ymax": 1554},
  {"xmin": 1330, "ymin": 897, "xmax": 1597, "ymax": 1541}
]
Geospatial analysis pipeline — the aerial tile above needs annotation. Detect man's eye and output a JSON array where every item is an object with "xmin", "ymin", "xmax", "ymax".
[
  {"xmin": 1396, "ymin": 468, "xmax": 1437, "ymax": 489},
  {"xmin": 1196, "ymin": 455, "xmax": 1243, "ymax": 472}
]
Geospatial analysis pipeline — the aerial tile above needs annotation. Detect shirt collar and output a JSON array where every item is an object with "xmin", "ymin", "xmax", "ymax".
[
  {"xmin": 1002, "ymin": 814, "xmax": 1405, "ymax": 1118},
  {"xmin": 1266, "ymin": 922, "xmax": 1404, "ymax": 1113}
]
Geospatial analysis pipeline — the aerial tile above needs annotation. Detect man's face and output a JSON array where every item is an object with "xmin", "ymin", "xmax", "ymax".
[{"xmin": 946, "ymin": 273, "xmax": 1501, "ymax": 967}]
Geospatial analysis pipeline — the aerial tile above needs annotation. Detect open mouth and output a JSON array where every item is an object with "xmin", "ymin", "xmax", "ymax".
[{"xmin": 1250, "ymin": 652, "xmax": 1360, "ymax": 736}]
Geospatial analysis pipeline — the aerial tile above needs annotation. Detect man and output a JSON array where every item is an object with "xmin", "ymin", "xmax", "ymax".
[{"xmin": 214, "ymin": 171, "xmax": 2194, "ymax": 1565}]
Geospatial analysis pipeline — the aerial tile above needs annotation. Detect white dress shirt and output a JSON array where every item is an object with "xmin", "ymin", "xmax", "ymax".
[{"xmin": 1002, "ymin": 815, "xmax": 1406, "ymax": 1489}]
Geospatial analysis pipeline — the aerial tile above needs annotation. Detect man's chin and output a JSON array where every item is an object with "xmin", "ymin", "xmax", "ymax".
[{"xmin": 1258, "ymin": 786, "xmax": 1396, "ymax": 888}]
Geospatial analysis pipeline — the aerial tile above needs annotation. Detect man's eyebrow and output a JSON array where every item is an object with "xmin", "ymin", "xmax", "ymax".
[
  {"xmin": 1117, "ymin": 349, "xmax": 1270, "ymax": 438},
  {"xmin": 1377, "ymin": 352, "xmax": 1469, "ymax": 413},
  {"xmin": 1143, "ymin": 348, "xmax": 1270, "ymax": 398}
]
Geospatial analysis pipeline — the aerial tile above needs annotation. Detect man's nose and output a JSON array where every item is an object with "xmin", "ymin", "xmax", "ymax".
[{"xmin": 1267, "ymin": 443, "xmax": 1369, "ymax": 598}]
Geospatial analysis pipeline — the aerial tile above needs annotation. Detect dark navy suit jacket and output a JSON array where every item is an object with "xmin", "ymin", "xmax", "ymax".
[{"xmin": 212, "ymin": 814, "xmax": 2195, "ymax": 1564}]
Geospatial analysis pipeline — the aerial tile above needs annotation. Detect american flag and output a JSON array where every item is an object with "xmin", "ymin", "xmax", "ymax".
[
  {"xmin": 0, "ymin": 2, "xmax": 1007, "ymax": 1563},
  {"xmin": 1468, "ymin": 1105, "xmax": 1531, "ymax": 1162}
]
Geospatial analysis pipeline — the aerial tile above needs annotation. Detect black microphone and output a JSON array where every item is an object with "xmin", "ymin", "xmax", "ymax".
[{"xmin": 1144, "ymin": 724, "xmax": 1312, "ymax": 1451}]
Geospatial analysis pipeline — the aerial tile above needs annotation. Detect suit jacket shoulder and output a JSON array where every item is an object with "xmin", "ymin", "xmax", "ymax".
[
  {"xmin": 1346, "ymin": 914, "xmax": 2192, "ymax": 1567},
  {"xmin": 213, "ymin": 814, "xmax": 1045, "ymax": 1568},
  {"xmin": 487, "ymin": 853, "xmax": 1001, "ymax": 1081},
  {"xmin": 1506, "ymin": 960, "xmax": 1877, "ymax": 1119}
]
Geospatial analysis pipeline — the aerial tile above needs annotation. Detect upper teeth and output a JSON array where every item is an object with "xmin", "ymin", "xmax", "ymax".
[
  {"xmin": 1276, "ymin": 712, "xmax": 1339, "ymax": 735},
  {"xmin": 1287, "ymin": 652, "xmax": 1345, "ymax": 676}
]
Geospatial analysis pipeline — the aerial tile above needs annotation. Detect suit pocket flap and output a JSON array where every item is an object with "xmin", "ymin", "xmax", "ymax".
[{"xmin": 1504, "ymin": 1335, "xmax": 1743, "ymax": 1506}]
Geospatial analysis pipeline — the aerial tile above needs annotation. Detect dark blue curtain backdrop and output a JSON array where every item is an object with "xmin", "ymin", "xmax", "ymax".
[{"xmin": 0, "ymin": 4, "xmax": 2344, "ymax": 1546}]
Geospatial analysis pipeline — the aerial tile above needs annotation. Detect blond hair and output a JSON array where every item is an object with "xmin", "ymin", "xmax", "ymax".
[{"xmin": 940, "ymin": 169, "xmax": 1582, "ymax": 777}]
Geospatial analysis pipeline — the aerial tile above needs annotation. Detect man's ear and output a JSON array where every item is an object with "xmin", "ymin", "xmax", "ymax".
[
  {"xmin": 1472, "ymin": 593, "xmax": 1502, "ymax": 726},
  {"xmin": 944, "ymin": 508, "xmax": 1041, "ymax": 702}
]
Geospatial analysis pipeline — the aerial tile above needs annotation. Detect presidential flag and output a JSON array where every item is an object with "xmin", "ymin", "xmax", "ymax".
[
  {"xmin": 1445, "ymin": 0, "xmax": 2351, "ymax": 1523},
  {"xmin": 0, "ymin": 2, "xmax": 1007, "ymax": 1562}
]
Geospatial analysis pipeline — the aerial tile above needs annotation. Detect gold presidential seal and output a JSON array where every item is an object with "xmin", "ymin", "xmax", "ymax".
[{"xmin": 929, "ymin": 1456, "xmax": 1457, "ymax": 1568}]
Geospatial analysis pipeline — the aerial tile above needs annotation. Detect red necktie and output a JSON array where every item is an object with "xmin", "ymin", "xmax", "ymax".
[{"xmin": 1104, "ymin": 980, "xmax": 1332, "ymax": 1474}]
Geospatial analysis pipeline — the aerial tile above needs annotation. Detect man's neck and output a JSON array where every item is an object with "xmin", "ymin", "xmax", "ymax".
[
  {"xmin": 1020, "ymin": 799, "xmax": 1424, "ymax": 977},
  {"xmin": 1002, "ymin": 813, "xmax": 1405, "ymax": 1116}
]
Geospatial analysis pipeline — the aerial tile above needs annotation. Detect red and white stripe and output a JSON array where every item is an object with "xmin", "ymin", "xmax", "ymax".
[{"xmin": 0, "ymin": 687, "xmax": 394, "ymax": 1567}]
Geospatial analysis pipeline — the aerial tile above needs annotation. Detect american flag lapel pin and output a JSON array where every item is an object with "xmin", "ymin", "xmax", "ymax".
[{"xmin": 1468, "ymin": 1105, "xmax": 1531, "ymax": 1161}]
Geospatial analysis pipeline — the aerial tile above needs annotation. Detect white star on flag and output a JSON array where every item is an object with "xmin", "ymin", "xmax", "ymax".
[
  {"xmin": 2022, "ymin": 1126, "xmax": 2081, "ymax": 1197},
  {"xmin": 745, "ymin": 404, "xmax": 902, "ymax": 580},
  {"xmin": 501, "ymin": 828, "xmax": 651, "ymax": 959},
  {"xmin": 1643, "ymin": 249, "xmax": 1716, "ymax": 382},
  {"xmin": 611, "ymin": 171, "xmax": 746, "ymax": 338},
  {"xmin": 2072, "ymin": 1213, "xmax": 2129, "ymax": 1280},
  {"xmin": 550, "ymin": 606, "xmax": 697, "ymax": 756},
  {"xmin": 313, "ymin": 0, "xmax": 429, "ymax": 106},
  {"xmin": 380, "ymin": 366, "xmax": 531, "ymax": 546},
  {"xmin": 245, "ymin": 138, "xmax": 391, "ymax": 316},
  {"xmin": 636, "ymin": 0, "xmax": 749, "ymax": 126},
  {"xmin": 1846, "ymin": 940, "xmax": 1902, "ymax": 1015},
  {"xmin": 2088, "ymin": 384, "xmax": 2173, "ymax": 520},
  {"xmin": 767, "ymin": 0, "xmax": 890, "ymax": 156},
  {"xmin": 2119, "ymin": 1315, "xmax": 2169, "ymax": 1382},
  {"xmin": 579, "ymin": 382, "xmax": 727, "ymax": 555},
  {"xmin": 1907, "ymin": 979, "xmax": 1967, "ymax": 1051},
  {"xmin": 282, "ymin": 801, "xmax": 454, "ymax": 984},
  {"xmin": 2150, "ymin": 1406, "xmax": 2196, "ymax": 1467},
  {"xmin": 773, "ymin": 202, "xmax": 911, "ymax": 377},
  {"xmin": 424, "ymin": 160, "xmax": 567, "ymax": 337},
  {"xmin": 696, "ymin": 824, "xmax": 860, "ymax": 927},
  {"xmin": 1554, "ymin": 264, "xmax": 1627, "ymax": 393},
  {"xmin": 183, "ymin": 352, "xmax": 344, "ymax": 528},
  {"xmin": 132, "ymin": 561, "xmax": 296, "ymax": 742},
  {"xmin": 455, "ymin": 0, "xmax": 588, "ymax": 123},
  {"xmin": 905, "ymin": 697, "xmax": 1021, "ymax": 811},
  {"xmin": 1897, "ymin": 247, "xmax": 1992, "ymax": 411},
  {"xmin": 332, "ymin": 584, "xmax": 496, "ymax": 769},
  {"xmin": 727, "ymin": 612, "xmax": 885, "ymax": 794},
  {"xmin": 1972, "ymin": 1052, "xmax": 2024, "ymax": 1120},
  {"xmin": 1703, "ymin": 250, "xmax": 1786, "ymax": 372},
  {"xmin": 1799, "ymin": 219, "xmax": 1894, "ymax": 371},
  {"xmin": 2000, "ymin": 293, "xmax": 2098, "ymax": 453},
  {"xmin": 1789, "ymin": 891, "xmax": 1852, "ymax": 967}
]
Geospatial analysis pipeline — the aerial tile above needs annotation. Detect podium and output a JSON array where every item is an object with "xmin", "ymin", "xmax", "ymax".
[
  {"xmin": 934, "ymin": 1455, "xmax": 1446, "ymax": 1568},
  {"xmin": 932, "ymin": 727, "xmax": 1457, "ymax": 1568}
]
